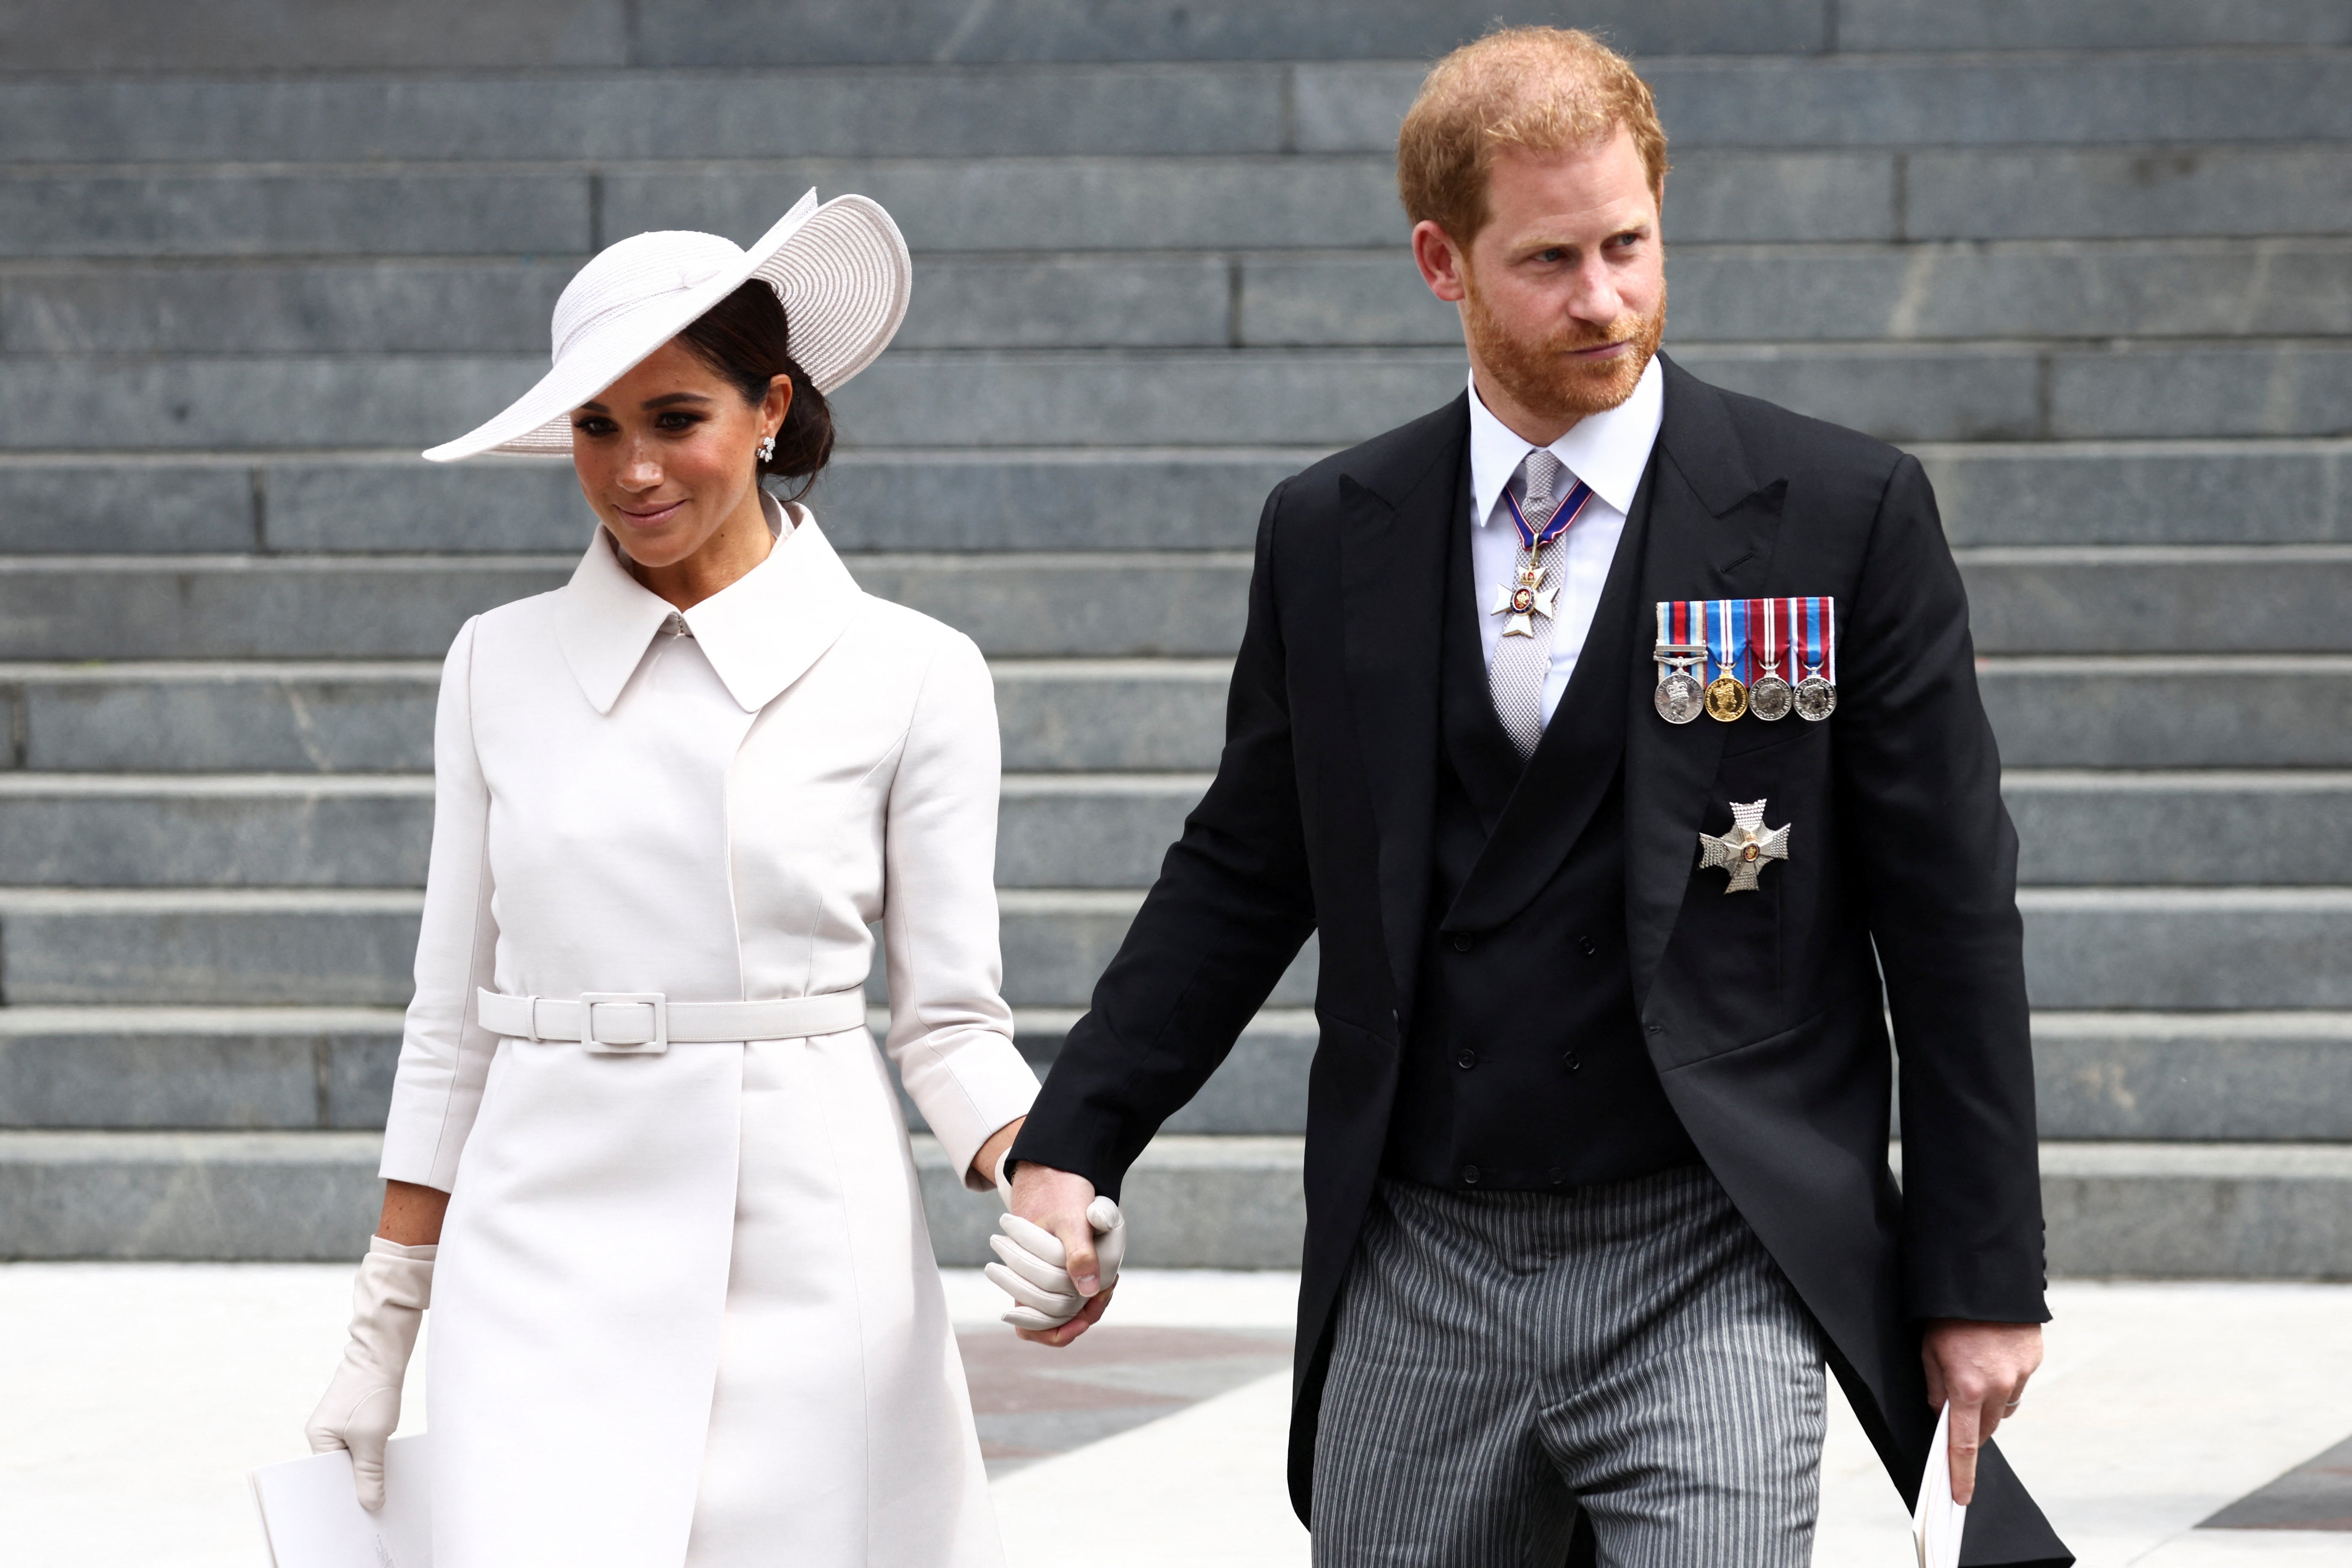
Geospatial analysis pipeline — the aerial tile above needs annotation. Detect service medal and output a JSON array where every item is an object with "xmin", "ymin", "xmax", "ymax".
[
  {"xmin": 1653, "ymin": 605, "xmax": 1709, "ymax": 725},
  {"xmin": 1655, "ymin": 668, "xmax": 1705, "ymax": 723},
  {"xmin": 1701, "ymin": 599, "xmax": 1748, "ymax": 722},
  {"xmin": 1748, "ymin": 597, "xmax": 1793, "ymax": 720},
  {"xmin": 1790, "ymin": 595, "xmax": 1839, "ymax": 721}
]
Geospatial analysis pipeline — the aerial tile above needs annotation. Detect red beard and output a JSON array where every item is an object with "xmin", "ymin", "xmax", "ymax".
[{"xmin": 1462, "ymin": 276, "xmax": 1667, "ymax": 423}]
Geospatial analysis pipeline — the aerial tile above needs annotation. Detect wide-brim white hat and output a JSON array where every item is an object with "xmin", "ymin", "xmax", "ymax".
[{"xmin": 423, "ymin": 189, "xmax": 909, "ymax": 462}]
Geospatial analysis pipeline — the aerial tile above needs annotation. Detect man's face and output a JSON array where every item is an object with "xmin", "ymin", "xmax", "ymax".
[{"xmin": 1417, "ymin": 126, "xmax": 1666, "ymax": 428}]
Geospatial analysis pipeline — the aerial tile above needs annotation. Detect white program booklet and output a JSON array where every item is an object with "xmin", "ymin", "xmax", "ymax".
[
  {"xmin": 251, "ymin": 1436, "xmax": 431, "ymax": 1568},
  {"xmin": 1912, "ymin": 1403, "xmax": 1967, "ymax": 1568}
]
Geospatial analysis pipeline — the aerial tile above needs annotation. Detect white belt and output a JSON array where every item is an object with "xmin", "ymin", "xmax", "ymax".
[{"xmin": 475, "ymin": 988, "xmax": 867, "ymax": 1055}]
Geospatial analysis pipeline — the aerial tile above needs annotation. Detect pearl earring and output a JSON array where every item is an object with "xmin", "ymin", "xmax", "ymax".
[{"xmin": 757, "ymin": 434, "xmax": 777, "ymax": 462}]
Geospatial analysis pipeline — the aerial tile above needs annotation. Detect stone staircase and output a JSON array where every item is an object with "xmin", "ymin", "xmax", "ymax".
[{"xmin": 2, "ymin": 0, "xmax": 2348, "ymax": 1273}]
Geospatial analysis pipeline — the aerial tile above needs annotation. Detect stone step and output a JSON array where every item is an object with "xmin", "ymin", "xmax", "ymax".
[
  {"xmin": 7, "ymin": 341, "xmax": 2349, "ymax": 452},
  {"xmin": 6, "ymin": 54, "xmax": 2348, "ymax": 167},
  {"xmin": 2029, "ymin": 1013, "xmax": 2352, "ymax": 1142},
  {"xmin": 2030, "ymin": 1141, "xmax": 2352, "ymax": 1279},
  {"xmin": 1980, "ymin": 655, "xmax": 2352, "ymax": 768},
  {"xmin": 2, "ymin": 882, "xmax": 2344, "ymax": 1010},
  {"xmin": 2018, "ymin": 887, "xmax": 2352, "ymax": 1009},
  {"xmin": 2003, "ymin": 771, "xmax": 2352, "ymax": 886},
  {"xmin": 0, "ymin": 661, "xmax": 444, "ymax": 774},
  {"xmin": 0, "ymin": 886, "xmax": 1321, "ymax": 1008},
  {"xmin": 0, "ymin": 658, "xmax": 1235, "ymax": 774},
  {"xmin": 0, "ymin": 1003, "xmax": 1315, "ymax": 1137},
  {"xmin": 5, "ymin": 1127, "xmax": 2347, "ymax": 1273},
  {"xmin": 608, "ymin": 145, "xmax": 2352, "ymax": 248},
  {"xmin": 1301, "ymin": 53, "xmax": 2352, "ymax": 156},
  {"xmin": 0, "ymin": 555, "xmax": 573, "ymax": 661},
  {"xmin": 7, "ymin": 142, "xmax": 2348, "ymax": 269},
  {"xmin": 1241, "ymin": 239, "xmax": 2352, "ymax": 349},
  {"xmin": 1913, "ymin": 439, "xmax": 2352, "ymax": 549},
  {"xmin": 15, "ymin": 239, "xmax": 2350, "ymax": 355},
  {"xmin": 14, "ymin": 0, "xmax": 2350, "ymax": 73},
  {"xmin": 8, "ymin": 543, "xmax": 2343, "ymax": 661},
  {"xmin": 7, "ymin": 655, "xmax": 2352, "ymax": 774},
  {"xmin": 10, "ymin": 440, "xmax": 2347, "ymax": 558},
  {"xmin": 4, "ymin": 769, "xmax": 2347, "ymax": 889},
  {"xmin": 0, "ymin": 552, "xmax": 1263, "ymax": 661},
  {"xmin": 1955, "ymin": 546, "xmax": 2352, "ymax": 654},
  {"xmin": 9, "ymin": 1004, "xmax": 2349, "ymax": 1143}
]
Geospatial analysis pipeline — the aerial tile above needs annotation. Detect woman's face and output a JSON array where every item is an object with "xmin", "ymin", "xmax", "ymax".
[{"xmin": 569, "ymin": 339, "xmax": 789, "ymax": 570}]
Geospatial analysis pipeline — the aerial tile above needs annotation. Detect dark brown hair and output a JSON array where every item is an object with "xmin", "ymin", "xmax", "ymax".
[{"xmin": 676, "ymin": 280, "xmax": 835, "ymax": 501}]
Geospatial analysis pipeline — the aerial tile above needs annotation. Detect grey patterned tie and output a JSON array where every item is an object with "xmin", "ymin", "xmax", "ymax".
[{"xmin": 1486, "ymin": 449, "xmax": 1569, "ymax": 759}]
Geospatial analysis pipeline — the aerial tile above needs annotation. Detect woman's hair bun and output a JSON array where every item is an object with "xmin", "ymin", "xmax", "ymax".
[{"xmin": 677, "ymin": 280, "xmax": 835, "ymax": 500}]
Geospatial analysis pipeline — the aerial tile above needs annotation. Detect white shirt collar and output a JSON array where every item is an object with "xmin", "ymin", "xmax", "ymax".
[
  {"xmin": 1466, "ymin": 353, "xmax": 1664, "ymax": 530},
  {"xmin": 556, "ymin": 492, "xmax": 863, "ymax": 715}
]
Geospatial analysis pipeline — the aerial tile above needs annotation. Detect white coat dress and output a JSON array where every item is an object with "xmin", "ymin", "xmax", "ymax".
[{"xmin": 378, "ymin": 498, "xmax": 1039, "ymax": 1568}]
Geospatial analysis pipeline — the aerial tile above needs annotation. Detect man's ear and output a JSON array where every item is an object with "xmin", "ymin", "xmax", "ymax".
[{"xmin": 1412, "ymin": 219, "xmax": 1469, "ymax": 303}]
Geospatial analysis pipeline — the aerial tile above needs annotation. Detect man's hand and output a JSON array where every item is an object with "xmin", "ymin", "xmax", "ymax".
[
  {"xmin": 1005, "ymin": 1161, "xmax": 1115, "ymax": 1347},
  {"xmin": 1921, "ymin": 1319, "xmax": 2043, "ymax": 1505}
]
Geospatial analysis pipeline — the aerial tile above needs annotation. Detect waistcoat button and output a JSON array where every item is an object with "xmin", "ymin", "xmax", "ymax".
[
  {"xmin": 1461, "ymin": 1164, "xmax": 1480, "ymax": 1184},
  {"xmin": 1549, "ymin": 1167, "xmax": 1565, "ymax": 1186},
  {"xmin": 1454, "ymin": 1048, "xmax": 1477, "ymax": 1070},
  {"xmin": 1578, "ymin": 935, "xmax": 1598, "ymax": 957},
  {"xmin": 1450, "ymin": 933, "xmax": 1474, "ymax": 953},
  {"xmin": 1563, "ymin": 1051, "xmax": 1582, "ymax": 1072}
]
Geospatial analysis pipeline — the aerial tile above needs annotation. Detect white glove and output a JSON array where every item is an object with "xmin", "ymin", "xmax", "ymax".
[
  {"xmin": 987, "ymin": 1152, "xmax": 1126, "ymax": 1332},
  {"xmin": 305, "ymin": 1237, "xmax": 434, "ymax": 1510}
]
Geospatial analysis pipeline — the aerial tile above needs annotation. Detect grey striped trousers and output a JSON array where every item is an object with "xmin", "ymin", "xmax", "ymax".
[{"xmin": 1312, "ymin": 1166, "xmax": 1826, "ymax": 1568}]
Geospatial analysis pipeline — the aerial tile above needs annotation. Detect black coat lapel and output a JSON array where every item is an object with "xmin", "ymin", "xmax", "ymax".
[
  {"xmin": 1439, "ymin": 450, "xmax": 1656, "ymax": 934},
  {"xmin": 1623, "ymin": 356, "xmax": 1791, "ymax": 1006},
  {"xmin": 1337, "ymin": 395, "xmax": 1470, "ymax": 1024}
]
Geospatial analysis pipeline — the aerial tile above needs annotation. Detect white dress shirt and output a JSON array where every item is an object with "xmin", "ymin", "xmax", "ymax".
[{"xmin": 1467, "ymin": 355, "xmax": 1664, "ymax": 723}]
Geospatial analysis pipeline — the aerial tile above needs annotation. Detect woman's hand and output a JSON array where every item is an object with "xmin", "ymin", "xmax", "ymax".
[
  {"xmin": 969, "ymin": 1117, "xmax": 1024, "ymax": 1193},
  {"xmin": 307, "ymin": 1237, "xmax": 437, "ymax": 1509}
]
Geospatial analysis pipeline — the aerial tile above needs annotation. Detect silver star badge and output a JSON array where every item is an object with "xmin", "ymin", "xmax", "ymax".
[
  {"xmin": 1489, "ymin": 564, "xmax": 1558, "ymax": 638},
  {"xmin": 1698, "ymin": 798, "xmax": 1791, "ymax": 893}
]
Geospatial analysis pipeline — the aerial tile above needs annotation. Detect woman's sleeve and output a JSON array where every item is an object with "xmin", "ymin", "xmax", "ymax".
[
  {"xmin": 378, "ymin": 616, "xmax": 503, "ymax": 1192},
  {"xmin": 880, "ymin": 629, "xmax": 1039, "ymax": 1183}
]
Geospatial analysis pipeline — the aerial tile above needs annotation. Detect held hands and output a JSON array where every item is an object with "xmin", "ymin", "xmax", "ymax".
[
  {"xmin": 986, "ymin": 1157, "xmax": 1124, "ymax": 1346},
  {"xmin": 304, "ymin": 1237, "xmax": 435, "ymax": 1510},
  {"xmin": 1921, "ymin": 1319, "xmax": 2043, "ymax": 1505}
]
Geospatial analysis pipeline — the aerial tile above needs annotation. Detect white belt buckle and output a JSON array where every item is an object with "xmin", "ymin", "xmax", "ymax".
[{"xmin": 579, "ymin": 992, "xmax": 668, "ymax": 1054}]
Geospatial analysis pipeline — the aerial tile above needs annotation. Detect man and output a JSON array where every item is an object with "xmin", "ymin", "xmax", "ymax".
[{"xmin": 1006, "ymin": 27, "xmax": 2068, "ymax": 1566}]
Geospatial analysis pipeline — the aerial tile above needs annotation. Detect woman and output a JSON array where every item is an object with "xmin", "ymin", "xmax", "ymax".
[{"xmin": 302, "ymin": 192, "xmax": 1043, "ymax": 1568}]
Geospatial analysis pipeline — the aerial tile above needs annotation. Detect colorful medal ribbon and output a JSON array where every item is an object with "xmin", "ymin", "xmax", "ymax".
[
  {"xmin": 1703, "ymin": 599, "xmax": 1749, "ymax": 721},
  {"xmin": 1652, "ymin": 599, "xmax": 1707, "ymax": 723},
  {"xmin": 1503, "ymin": 477, "xmax": 1595, "ymax": 555},
  {"xmin": 1794, "ymin": 595, "xmax": 1839, "ymax": 721}
]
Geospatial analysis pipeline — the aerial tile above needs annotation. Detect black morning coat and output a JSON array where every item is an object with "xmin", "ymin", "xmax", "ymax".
[{"xmin": 1009, "ymin": 354, "xmax": 2072, "ymax": 1566}]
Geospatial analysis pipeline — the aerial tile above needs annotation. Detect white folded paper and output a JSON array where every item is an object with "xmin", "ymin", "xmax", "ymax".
[
  {"xmin": 251, "ymin": 1435, "xmax": 432, "ymax": 1568},
  {"xmin": 1912, "ymin": 1402, "xmax": 1967, "ymax": 1568}
]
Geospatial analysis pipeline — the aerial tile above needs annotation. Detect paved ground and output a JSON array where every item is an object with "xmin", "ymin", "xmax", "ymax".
[{"xmin": 3, "ymin": 1265, "xmax": 2346, "ymax": 1565}]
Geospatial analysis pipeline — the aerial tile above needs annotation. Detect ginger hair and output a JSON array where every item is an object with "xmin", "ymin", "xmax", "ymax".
[{"xmin": 1397, "ymin": 27, "xmax": 1670, "ymax": 243}]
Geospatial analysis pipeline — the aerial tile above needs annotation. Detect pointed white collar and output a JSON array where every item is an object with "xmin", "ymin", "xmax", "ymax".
[
  {"xmin": 555, "ymin": 494, "xmax": 864, "ymax": 715},
  {"xmin": 1467, "ymin": 354, "xmax": 1663, "ymax": 531}
]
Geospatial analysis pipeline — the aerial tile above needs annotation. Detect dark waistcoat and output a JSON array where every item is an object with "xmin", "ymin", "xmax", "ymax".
[{"xmin": 1383, "ymin": 467, "xmax": 1699, "ymax": 1191}]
